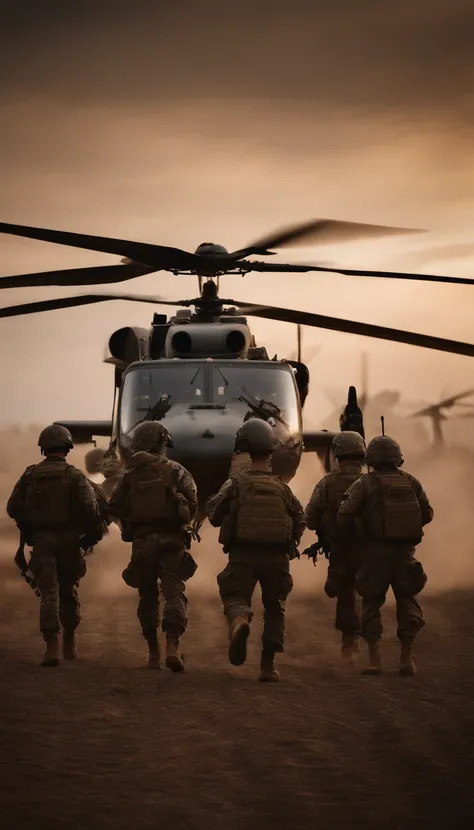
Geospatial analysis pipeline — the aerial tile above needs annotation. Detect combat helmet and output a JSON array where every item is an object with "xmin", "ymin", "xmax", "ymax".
[
  {"xmin": 102, "ymin": 450, "xmax": 122, "ymax": 477},
  {"xmin": 235, "ymin": 418, "xmax": 278, "ymax": 455},
  {"xmin": 331, "ymin": 431, "xmax": 366, "ymax": 460},
  {"xmin": 366, "ymin": 436, "xmax": 403, "ymax": 468},
  {"xmin": 38, "ymin": 424, "xmax": 74, "ymax": 454},
  {"xmin": 131, "ymin": 421, "xmax": 174, "ymax": 453}
]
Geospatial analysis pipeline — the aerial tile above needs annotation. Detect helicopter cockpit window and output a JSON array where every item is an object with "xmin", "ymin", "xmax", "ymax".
[
  {"xmin": 120, "ymin": 364, "xmax": 206, "ymax": 435},
  {"xmin": 210, "ymin": 363, "xmax": 300, "ymax": 433}
]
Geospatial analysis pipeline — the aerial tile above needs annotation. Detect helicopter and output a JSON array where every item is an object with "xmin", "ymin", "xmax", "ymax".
[{"xmin": 1, "ymin": 216, "xmax": 474, "ymax": 509}]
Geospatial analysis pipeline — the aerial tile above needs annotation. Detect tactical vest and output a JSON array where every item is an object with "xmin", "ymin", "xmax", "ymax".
[
  {"xmin": 24, "ymin": 462, "xmax": 76, "ymax": 526},
  {"xmin": 324, "ymin": 472, "xmax": 361, "ymax": 542},
  {"xmin": 127, "ymin": 459, "xmax": 189, "ymax": 525},
  {"xmin": 233, "ymin": 472, "xmax": 293, "ymax": 545},
  {"xmin": 367, "ymin": 471, "xmax": 423, "ymax": 542}
]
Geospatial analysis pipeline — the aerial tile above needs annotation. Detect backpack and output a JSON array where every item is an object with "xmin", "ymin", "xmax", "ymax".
[
  {"xmin": 127, "ymin": 459, "xmax": 187, "ymax": 525},
  {"xmin": 234, "ymin": 473, "xmax": 293, "ymax": 545},
  {"xmin": 368, "ymin": 471, "xmax": 423, "ymax": 542},
  {"xmin": 24, "ymin": 462, "xmax": 76, "ymax": 526}
]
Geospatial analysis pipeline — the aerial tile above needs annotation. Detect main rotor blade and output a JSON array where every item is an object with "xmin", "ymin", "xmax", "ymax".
[
  {"xmin": 231, "ymin": 301, "xmax": 474, "ymax": 358},
  {"xmin": 243, "ymin": 259, "xmax": 474, "ymax": 285},
  {"xmin": 0, "ymin": 292, "xmax": 185, "ymax": 319},
  {"xmin": 0, "ymin": 263, "xmax": 155, "ymax": 289},
  {"xmin": 235, "ymin": 219, "xmax": 424, "ymax": 256},
  {"xmin": 0, "ymin": 222, "xmax": 201, "ymax": 270},
  {"xmin": 315, "ymin": 264, "xmax": 474, "ymax": 286}
]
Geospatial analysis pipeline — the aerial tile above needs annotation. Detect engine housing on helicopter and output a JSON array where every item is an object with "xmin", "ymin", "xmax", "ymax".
[{"xmin": 164, "ymin": 320, "xmax": 251, "ymax": 359}]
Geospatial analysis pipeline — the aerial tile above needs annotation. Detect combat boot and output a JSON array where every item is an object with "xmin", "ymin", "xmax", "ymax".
[
  {"xmin": 341, "ymin": 633, "xmax": 360, "ymax": 660},
  {"xmin": 165, "ymin": 636, "xmax": 185, "ymax": 673},
  {"xmin": 361, "ymin": 641, "xmax": 382, "ymax": 676},
  {"xmin": 259, "ymin": 649, "xmax": 280, "ymax": 682},
  {"xmin": 145, "ymin": 630, "xmax": 161, "ymax": 670},
  {"xmin": 228, "ymin": 616, "xmax": 250, "ymax": 666},
  {"xmin": 62, "ymin": 630, "xmax": 77, "ymax": 660},
  {"xmin": 41, "ymin": 633, "xmax": 60, "ymax": 667},
  {"xmin": 400, "ymin": 640, "xmax": 417, "ymax": 676}
]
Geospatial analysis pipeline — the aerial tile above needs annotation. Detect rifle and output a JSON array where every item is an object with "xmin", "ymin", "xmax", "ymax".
[
  {"xmin": 239, "ymin": 386, "xmax": 285, "ymax": 426},
  {"xmin": 14, "ymin": 533, "xmax": 40, "ymax": 597},
  {"xmin": 301, "ymin": 539, "xmax": 330, "ymax": 566}
]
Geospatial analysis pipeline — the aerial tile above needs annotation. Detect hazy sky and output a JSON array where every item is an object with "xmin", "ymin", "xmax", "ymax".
[{"xmin": 1, "ymin": 1, "xmax": 473, "ymax": 428}]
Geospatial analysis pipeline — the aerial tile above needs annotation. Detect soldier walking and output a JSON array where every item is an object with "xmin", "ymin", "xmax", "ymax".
[
  {"xmin": 6, "ymin": 425, "xmax": 104, "ymax": 666},
  {"xmin": 337, "ymin": 436, "xmax": 434, "ymax": 676},
  {"xmin": 207, "ymin": 419, "xmax": 305, "ymax": 682},
  {"xmin": 304, "ymin": 431, "xmax": 366, "ymax": 659},
  {"xmin": 108, "ymin": 422, "xmax": 198, "ymax": 672}
]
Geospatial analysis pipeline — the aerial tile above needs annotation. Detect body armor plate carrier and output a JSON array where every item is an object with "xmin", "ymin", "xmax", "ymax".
[
  {"xmin": 24, "ymin": 463, "xmax": 75, "ymax": 526},
  {"xmin": 368, "ymin": 471, "xmax": 423, "ymax": 542},
  {"xmin": 127, "ymin": 459, "xmax": 190, "ymax": 526},
  {"xmin": 234, "ymin": 472, "xmax": 293, "ymax": 545}
]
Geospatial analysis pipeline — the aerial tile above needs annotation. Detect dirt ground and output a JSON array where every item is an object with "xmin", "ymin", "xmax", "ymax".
[
  {"xmin": 1, "ymin": 523, "xmax": 474, "ymax": 830},
  {"xmin": 1, "ymin": 431, "xmax": 474, "ymax": 829}
]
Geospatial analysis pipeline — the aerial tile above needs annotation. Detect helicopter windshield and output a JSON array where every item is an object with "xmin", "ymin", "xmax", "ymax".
[
  {"xmin": 119, "ymin": 360, "xmax": 300, "ymax": 436},
  {"xmin": 210, "ymin": 362, "xmax": 300, "ymax": 432}
]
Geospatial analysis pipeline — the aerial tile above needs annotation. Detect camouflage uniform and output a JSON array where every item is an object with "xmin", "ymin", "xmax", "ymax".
[
  {"xmin": 108, "ymin": 451, "xmax": 198, "ymax": 652},
  {"xmin": 305, "ymin": 462, "xmax": 364, "ymax": 640},
  {"xmin": 7, "ymin": 457, "xmax": 103, "ymax": 642},
  {"xmin": 207, "ymin": 473, "xmax": 305, "ymax": 656},
  {"xmin": 337, "ymin": 436, "xmax": 434, "ymax": 675},
  {"xmin": 88, "ymin": 479, "xmax": 111, "ymax": 527},
  {"xmin": 101, "ymin": 449, "xmax": 123, "ymax": 499}
]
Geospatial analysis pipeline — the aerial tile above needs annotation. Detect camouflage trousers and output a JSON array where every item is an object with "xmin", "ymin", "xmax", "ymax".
[
  {"xmin": 29, "ymin": 536, "xmax": 86, "ymax": 640},
  {"xmin": 356, "ymin": 544, "xmax": 427, "ymax": 643},
  {"xmin": 324, "ymin": 545, "xmax": 362, "ymax": 637},
  {"xmin": 130, "ymin": 533, "xmax": 193, "ymax": 640},
  {"xmin": 217, "ymin": 553, "xmax": 294, "ymax": 653}
]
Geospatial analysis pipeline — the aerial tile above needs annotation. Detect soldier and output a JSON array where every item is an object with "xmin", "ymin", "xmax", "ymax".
[
  {"xmin": 108, "ymin": 421, "xmax": 198, "ymax": 672},
  {"xmin": 207, "ymin": 419, "xmax": 305, "ymax": 682},
  {"xmin": 100, "ymin": 447, "xmax": 123, "ymax": 499},
  {"xmin": 337, "ymin": 436, "xmax": 434, "ymax": 676},
  {"xmin": 88, "ymin": 478, "xmax": 111, "ymax": 529},
  {"xmin": 6, "ymin": 425, "xmax": 104, "ymax": 667},
  {"xmin": 304, "ymin": 431, "xmax": 367, "ymax": 660}
]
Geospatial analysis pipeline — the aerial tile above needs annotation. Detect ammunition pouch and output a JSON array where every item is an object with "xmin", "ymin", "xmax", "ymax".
[
  {"xmin": 122, "ymin": 562, "xmax": 140, "ymax": 588},
  {"xmin": 121, "ymin": 523, "xmax": 134, "ymax": 543},
  {"xmin": 178, "ymin": 551, "xmax": 198, "ymax": 581},
  {"xmin": 397, "ymin": 559, "xmax": 427, "ymax": 596}
]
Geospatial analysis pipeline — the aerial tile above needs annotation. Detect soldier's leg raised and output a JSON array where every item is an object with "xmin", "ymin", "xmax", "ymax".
[
  {"xmin": 259, "ymin": 563, "xmax": 294, "ymax": 682},
  {"xmin": 217, "ymin": 563, "xmax": 257, "ymax": 666},
  {"xmin": 158, "ymin": 546, "xmax": 190, "ymax": 673},
  {"xmin": 30, "ymin": 547, "xmax": 61, "ymax": 667},
  {"xmin": 132, "ymin": 535, "xmax": 161, "ymax": 668}
]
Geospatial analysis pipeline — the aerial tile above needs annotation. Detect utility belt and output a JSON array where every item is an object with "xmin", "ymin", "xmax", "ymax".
[
  {"xmin": 367, "ymin": 535, "xmax": 422, "ymax": 547},
  {"xmin": 122, "ymin": 520, "xmax": 189, "ymax": 543}
]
